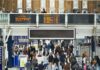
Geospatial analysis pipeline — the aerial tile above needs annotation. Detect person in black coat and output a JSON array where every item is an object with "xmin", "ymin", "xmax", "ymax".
[
  {"xmin": 48, "ymin": 53, "xmax": 53, "ymax": 63},
  {"xmin": 41, "ymin": 8, "xmax": 47, "ymax": 13},
  {"xmin": 38, "ymin": 62, "xmax": 44, "ymax": 70}
]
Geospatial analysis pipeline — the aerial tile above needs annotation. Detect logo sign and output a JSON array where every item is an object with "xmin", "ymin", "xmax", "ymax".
[{"xmin": 10, "ymin": 14, "xmax": 36, "ymax": 24}]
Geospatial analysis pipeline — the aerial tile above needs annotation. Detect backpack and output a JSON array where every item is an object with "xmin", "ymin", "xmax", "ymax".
[{"xmin": 71, "ymin": 56, "xmax": 77, "ymax": 65}]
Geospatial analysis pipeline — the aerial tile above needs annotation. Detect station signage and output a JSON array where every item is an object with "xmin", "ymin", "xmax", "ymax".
[
  {"xmin": 13, "ymin": 36, "xmax": 30, "ymax": 45},
  {"xmin": 39, "ymin": 14, "xmax": 65, "ymax": 24},
  {"xmin": 29, "ymin": 29, "xmax": 75, "ymax": 39},
  {"xmin": 10, "ymin": 14, "xmax": 36, "ymax": 24},
  {"xmin": 68, "ymin": 14, "xmax": 94, "ymax": 25}
]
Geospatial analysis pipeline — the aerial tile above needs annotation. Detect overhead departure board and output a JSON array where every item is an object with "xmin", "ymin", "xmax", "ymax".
[
  {"xmin": 10, "ymin": 14, "xmax": 36, "ymax": 24},
  {"xmin": 39, "ymin": 14, "xmax": 65, "ymax": 24},
  {"xmin": 29, "ymin": 29, "xmax": 75, "ymax": 39},
  {"xmin": 68, "ymin": 14, "xmax": 94, "ymax": 25}
]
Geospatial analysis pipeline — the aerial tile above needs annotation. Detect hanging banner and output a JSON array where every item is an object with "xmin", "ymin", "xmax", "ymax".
[
  {"xmin": 13, "ymin": 36, "xmax": 30, "ymax": 45},
  {"xmin": 10, "ymin": 14, "xmax": 36, "ymax": 24}
]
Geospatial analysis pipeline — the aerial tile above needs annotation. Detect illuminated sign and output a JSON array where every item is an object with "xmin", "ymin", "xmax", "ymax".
[
  {"xmin": 10, "ymin": 14, "xmax": 36, "ymax": 24},
  {"xmin": 44, "ymin": 14, "xmax": 59, "ymax": 24},
  {"xmin": 39, "ymin": 14, "xmax": 65, "ymax": 24},
  {"xmin": 15, "ymin": 15, "xmax": 31, "ymax": 22}
]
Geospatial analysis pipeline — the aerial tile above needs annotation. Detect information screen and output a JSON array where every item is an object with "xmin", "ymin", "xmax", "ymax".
[
  {"xmin": 68, "ymin": 14, "xmax": 94, "ymax": 25},
  {"xmin": 29, "ymin": 29, "xmax": 75, "ymax": 39},
  {"xmin": 10, "ymin": 14, "xmax": 36, "ymax": 24},
  {"xmin": 39, "ymin": 14, "xmax": 65, "ymax": 24}
]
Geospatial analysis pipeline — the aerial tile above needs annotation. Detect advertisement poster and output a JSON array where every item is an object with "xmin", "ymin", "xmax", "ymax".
[{"xmin": 19, "ymin": 55, "xmax": 28, "ymax": 67}]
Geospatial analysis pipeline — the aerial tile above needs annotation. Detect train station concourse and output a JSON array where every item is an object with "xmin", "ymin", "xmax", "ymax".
[{"xmin": 0, "ymin": 0, "xmax": 100, "ymax": 70}]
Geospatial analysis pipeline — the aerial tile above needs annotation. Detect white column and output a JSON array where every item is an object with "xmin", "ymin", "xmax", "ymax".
[
  {"xmin": 59, "ymin": 0, "xmax": 64, "ymax": 13},
  {"xmin": 73, "ymin": 0, "xmax": 78, "ymax": 9},
  {"xmin": 41, "ymin": 0, "xmax": 46, "ymax": 11},
  {"xmin": 82, "ymin": 0, "xmax": 88, "ymax": 9},
  {"xmin": 50, "ymin": 0, "xmax": 55, "ymax": 13},
  {"xmin": 17, "ymin": 0, "xmax": 22, "ymax": 13},
  {"xmin": 26, "ymin": 0, "xmax": 31, "ymax": 9},
  {"xmin": 2, "ymin": 29, "xmax": 6, "ymax": 45}
]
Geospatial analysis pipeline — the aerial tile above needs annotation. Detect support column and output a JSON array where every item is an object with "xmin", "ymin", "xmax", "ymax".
[{"xmin": 2, "ymin": 28, "xmax": 6, "ymax": 70}]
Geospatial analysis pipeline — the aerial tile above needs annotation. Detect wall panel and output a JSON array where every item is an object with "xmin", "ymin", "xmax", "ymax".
[
  {"xmin": 32, "ymin": 0, "xmax": 40, "ymax": 13},
  {"xmin": 64, "ymin": 0, "xmax": 73, "ymax": 13},
  {"xmin": 22, "ymin": 0, "xmax": 26, "ymax": 12},
  {"xmin": 55, "ymin": 0, "xmax": 59, "ymax": 13},
  {"xmin": 46, "ymin": 0, "xmax": 50, "ymax": 13}
]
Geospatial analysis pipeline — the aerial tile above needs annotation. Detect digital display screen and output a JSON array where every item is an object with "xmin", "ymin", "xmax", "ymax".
[
  {"xmin": 39, "ymin": 14, "xmax": 65, "ymax": 24},
  {"xmin": 10, "ymin": 14, "xmax": 36, "ymax": 24},
  {"xmin": 68, "ymin": 14, "xmax": 94, "ymax": 25},
  {"xmin": 29, "ymin": 30, "xmax": 74, "ymax": 39}
]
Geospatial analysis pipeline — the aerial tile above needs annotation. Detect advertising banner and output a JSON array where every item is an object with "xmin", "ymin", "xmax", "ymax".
[
  {"xmin": 19, "ymin": 55, "xmax": 28, "ymax": 67},
  {"xmin": 13, "ymin": 36, "xmax": 29, "ymax": 45}
]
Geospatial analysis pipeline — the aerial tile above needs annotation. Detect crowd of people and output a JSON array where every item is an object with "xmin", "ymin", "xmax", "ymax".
[{"xmin": 13, "ymin": 40, "xmax": 100, "ymax": 70}]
